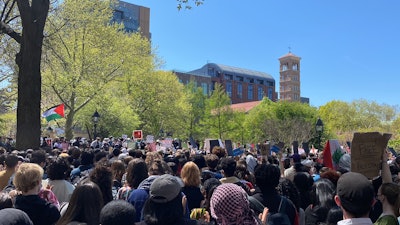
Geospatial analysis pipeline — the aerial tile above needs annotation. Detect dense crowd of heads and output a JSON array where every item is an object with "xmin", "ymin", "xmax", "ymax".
[{"xmin": 0, "ymin": 138, "xmax": 399, "ymax": 225}]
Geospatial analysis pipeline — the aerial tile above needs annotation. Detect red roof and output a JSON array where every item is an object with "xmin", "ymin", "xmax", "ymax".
[{"xmin": 230, "ymin": 101, "xmax": 261, "ymax": 112}]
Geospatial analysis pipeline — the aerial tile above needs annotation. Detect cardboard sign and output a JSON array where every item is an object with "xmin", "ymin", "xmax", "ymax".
[
  {"xmin": 260, "ymin": 143, "xmax": 270, "ymax": 156},
  {"xmin": 351, "ymin": 132, "xmax": 391, "ymax": 179}
]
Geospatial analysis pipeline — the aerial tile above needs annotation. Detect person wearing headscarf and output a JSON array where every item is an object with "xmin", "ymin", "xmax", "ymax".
[{"xmin": 210, "ymin": 183, "xmax": 261, "ymax": 225}]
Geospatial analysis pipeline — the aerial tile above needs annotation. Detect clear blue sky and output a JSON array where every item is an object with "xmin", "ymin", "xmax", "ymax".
[{"xmin": 127, "ymin": 0, "xmax": 400, "ymax": 108}]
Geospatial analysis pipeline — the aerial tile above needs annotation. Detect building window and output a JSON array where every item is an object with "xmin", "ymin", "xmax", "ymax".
[
  {"xmin": 178, "ymin": 79, "xmax": 183, "ymax": 83},
  {"xmin": 201, "ymin": 83, "xmax": 208, "ymax": 95},
  {"xmin": 226, "ymin": 82, "xmax": 232, "ymax": 97},
  {"xmin": 208, "ymin": 67, "xmax": 215, "ymax": 76},
  {"xmin": 113, "ymin": 10, "xmax": 123, "ymax": 20},
  {"xmin": 224, "ymin": 74, "xmax": 233, "ymax": 80},
  {"xmin": 237, "ymin": 83, "xmax": 242, "ymax": 99},
  {"xmin": 282, "ymin": 63, "xmax": 288, "ymax": 71},
  {"xmin": 268, "ymin": 88, "xmax": 273, "ymax": 100},
  {"xmin": 257, "ymin": 86, "xmax": 263, "ymax": 100},
  {"xmin": 248, "ymin": 84, "xmax": 253, "ymax": 100},
  {"xmin": 246, "ymin": 78, "xmax": 254, "ymax": 83},
  {"xmin": 292, "ymin": 63, "xmax": 298, "ymax": 71},
  {"xmin": 267, "ymin": 81, "xmax": 274, "ymax": 87},
  {"xmin": 235, "ymin": 76, "xmax": 244, "ymax": 82}
]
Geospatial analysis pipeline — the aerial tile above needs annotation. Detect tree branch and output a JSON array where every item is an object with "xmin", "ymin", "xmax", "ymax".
[{"xmin": 0, "ymin": 21, "xmax": 21, "ymax": 43}]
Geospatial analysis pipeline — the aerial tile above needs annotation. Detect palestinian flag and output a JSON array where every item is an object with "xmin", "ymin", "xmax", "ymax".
[{"xmin": 42, "ymin": 104, "xmax": 65, "ymax": 122}]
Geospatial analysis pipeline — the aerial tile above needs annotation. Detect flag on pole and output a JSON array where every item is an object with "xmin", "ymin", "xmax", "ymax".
[{"xmin": 42, "ymin": 104, "xmax": 65, "ymax": 122}]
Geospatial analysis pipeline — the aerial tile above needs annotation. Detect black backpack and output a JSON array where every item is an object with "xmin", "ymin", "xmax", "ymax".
[
  {"xmin": 248, "ymin": 196, "xmax": 292, "ymax": 225},
  {"xmin": 267, "ymin": 196, "xmax": 292, "ymax": 225}
]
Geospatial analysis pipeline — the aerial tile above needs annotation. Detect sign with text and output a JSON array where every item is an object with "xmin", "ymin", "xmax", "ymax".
[{"xmin": 351, "ymin": 132, "xmax": 391, "ymax": 179}]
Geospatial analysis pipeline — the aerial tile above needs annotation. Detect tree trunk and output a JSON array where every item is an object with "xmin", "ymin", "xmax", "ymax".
[
  {"xmin": 65, "ymin": 111, "xmax": 74, "ymax": 140},
  {"xmin": 15, "ymin": 0, "xmax": 49, "ymax": 150}
]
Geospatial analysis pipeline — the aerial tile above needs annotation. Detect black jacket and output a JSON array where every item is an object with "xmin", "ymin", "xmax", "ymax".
[{"xmin": 14, "ymin": 195, "xmax": 60, "ymax": 225}]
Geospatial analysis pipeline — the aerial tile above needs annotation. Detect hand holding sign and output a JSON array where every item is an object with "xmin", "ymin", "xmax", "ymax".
[{"xmin": 351, "ymin": 132, "xmax": 392, "ymax": 179}]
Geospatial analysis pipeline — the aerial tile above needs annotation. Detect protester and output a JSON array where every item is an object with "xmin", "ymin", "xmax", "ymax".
[
  {"xmin": 117, "ymin": 158, "xmax": 148, "ymax": 200},
  {"xmin": 13, "ymin": 163, "xmax": 60, "ymax": 225},
  {"xmin": 111, "ymin": 160, "xmax": 125, "ymax": 200},
  {"xmin": 305, "ymin": 178, "xmax": 336, "ymax": 225},
  {"xmin": 100, "ymin": 200, "xmax": 136, "ymax": 225},
  {"xmin": 253, "ymin": 163, "xmax": 298, "ymax": 225},
  {"xmin": 0, "ymin": 154, "xmax": 19, "ymax": 190},
  {"xmin": 335, "ymin": 172, "xmax": 376, "ymax": 225},
  {"xmin": 277, "ymin": 177, "xmax": 304, "ymax": 225},
  {"xmin": 0, "ymin": 192, "xmax": 13, "ymax": 209},
  {"xmin": 0, "ymin": 208, "xmax": 33, "ymax": 225},
  {"xmin": 127, "ymin": 159, "xmax": 170, "ymax": 222},
  {"xmin": 181, "ymin": 161, "xmax": 204, "ymax": 212},
  {"xmin": 374, "ymin": 183, "xmax": 400, "ymax": 225},
  {"xmin": 57, "ymin": 181, "xmax": 103, "ymax": 225},
  {"xmin": 70, "ymin": 149, "xmax": 94, "ymax": 184},
  {"xmin": 138, "ymin": 174, "xmax": 205, "ymax": 225},
  {"xmin": 219, "ymin": 157, "xmax": 251, "ymax": 195},
  {"xmin": 210, "ymin": 183, "xmax": 261, "ymax": 225},
  {"xmin": 89, "ymin": 159, "xmax": 113, "ymax": 205},
  {"xmin": 202, "ymin": 153, "xmax": 222, "ymax": 181},
  {"xmin": 46, "ymin": 157, "xmax": 75, "ymax": 203},
  {"xmin": 293, "ymin": 172, "xmax": 314, "ymax": 210}
]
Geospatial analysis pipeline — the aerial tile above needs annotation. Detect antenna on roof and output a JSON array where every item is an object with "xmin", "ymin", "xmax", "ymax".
[{"xmin": 288, "ymin": 46, "xmax": 292, "ymax": 53}]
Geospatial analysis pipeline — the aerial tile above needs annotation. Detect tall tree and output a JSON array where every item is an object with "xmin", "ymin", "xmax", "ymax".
[
  {"xmin": 182, "ymin": 81, "xmax": 206, "ymax": 139},
  {"xmin": 42, "ymin": 0, "xmax": 152, "ymax": 140},
  {"xmin": 245, "ymin": 99, "xmax": 318, "ymax": 148},
  {"xmin": 120, "ymin": 69, "xmax": 189, "ymax": 137},
  {"xmin": 319, "ymin": 99, "xmax": 398, "ymax": 141},
  {"xmin": 201, "ymin": 84, "xmax": 233, "ymax": 140},
  {"xmin": 0, "ymin": 0, "xmax": 204, "ymax": 149},
  {"xmin": 0, "ymin": 0, "xmax": 49, "ymax": 149}
]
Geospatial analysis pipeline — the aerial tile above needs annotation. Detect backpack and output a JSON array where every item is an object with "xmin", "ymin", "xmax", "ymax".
[{"xmin": 267, "ymin": 197, "xmax": 292, "ymax": 225}]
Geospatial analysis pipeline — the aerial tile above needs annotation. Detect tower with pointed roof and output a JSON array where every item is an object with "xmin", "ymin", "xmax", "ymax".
[{"xmin": 279, "ymin": 51, "xmax": 301, "ymax": 102}]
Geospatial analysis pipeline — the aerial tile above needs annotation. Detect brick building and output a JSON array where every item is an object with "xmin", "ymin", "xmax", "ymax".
[{"xmin": 174, "ymin": 63, "xmax": 277, "ymax": 104}]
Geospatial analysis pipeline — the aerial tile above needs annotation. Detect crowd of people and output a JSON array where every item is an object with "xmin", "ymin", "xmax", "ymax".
[{"xmin": 0, "ymin": 136, "xmax": 399, "ymax": 225}]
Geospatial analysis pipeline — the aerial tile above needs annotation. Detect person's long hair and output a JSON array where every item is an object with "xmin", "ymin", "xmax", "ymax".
[
  {"xmin": 181, "ymin": 161, "xmax": 201, "ymax": 187},
  {"xmin": 307, "ymin": 178, "xmax": 336, "ymax": 224},
  {"xmin": 89, "ymin": 159, "xmax": 113, "ymax": 204},
  {"xmin": 56, "ymin": 181, "xmax": 103, "ymax": 225},
  {"xmin": 142, "ymin": 193, "xmax": 185, "ymax": 225},
  {"xmin": 126, "ymin": 158, "xmax": 148, "ymax": 189}
]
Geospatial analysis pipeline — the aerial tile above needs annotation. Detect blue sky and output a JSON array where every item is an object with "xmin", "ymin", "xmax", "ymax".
[{"xmin": 127, "ymin": 0, "xmax": 400, "ymax": 108}]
